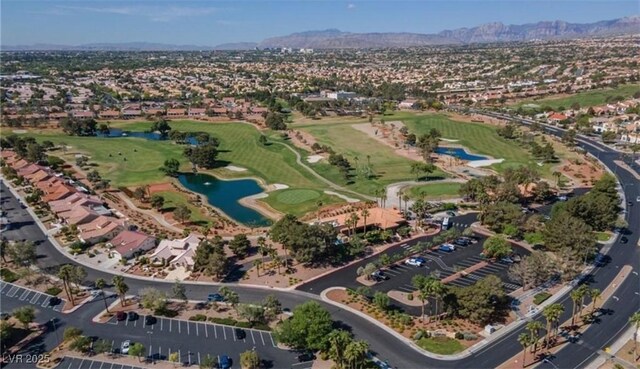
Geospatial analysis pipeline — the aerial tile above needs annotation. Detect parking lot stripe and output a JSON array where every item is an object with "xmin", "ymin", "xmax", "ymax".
[
  {"xmin": 88, "ymin": 359, "xmax": 94, "ymax": 369},
  {"xmin": 160, "ymin": 318, "xmax": 163, "ymax": 331},
  {"xmin": 109, "ymin": 363, "xmax": 114, "ymax": 369},
  {"xmin": 196, "ymin": 322, "xmax": 199, "ymax": 336},
  {"xmin": 99, "ymin": 361, "xmax": 104, "ymax": 369},
  {"xmin": 7, "ymin": 285, "xmax": 18, "ymax": 297},
  {"xmin": 134, "ymin": 319, "xmax": 137, "ymax": 327},
  {"xmin": 79, "ymin": 359, "xmax": 85, "ymax": 368},
  {"xmin": 260, "ymin": 331, "xmax": 266, "ymax": 345},
  {"xmin": 168, "ymin": 318, "xmax": 171, "ymax": 332},
  {"xmin": 66, "ymin": 360, "xmax": 72, "ymax": 369},
  {"xmin": 232, "ymin": 327, "xmax": 236, "ymax": 341},
  {"xmin": 270, "ymin": 334, "xmax": 276, "ymax": 347},
  {"xmin": 204, "ymin": 323, "xmax": 208, "ymax": 338},
  {"xmin": 250, "ymin": 330, "xmax": 256, "ymax": 343},
  {"xmin": 178, "ymin": 320, "xmax": 181, "ymax": 333},
  {"xmin": 222, "ymin": 326, "xmax": 227, "ymax": 340},
  {"xmin": 125, "ymin": 319, "xmax": 129, "ymax": 326},
  {"xmin": 213, "ymin": 324, "xmax": 217, "ymax": 338},
  {"xmin": 30, "ymin": 292, "xmax": 41, "ymax": 304},
  {"xmin": 187, "ymin": 321, "xmax": 190, "ymax": 335}
]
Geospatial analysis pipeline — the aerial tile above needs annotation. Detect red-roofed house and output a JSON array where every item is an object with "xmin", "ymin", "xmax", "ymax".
[
  {"xmin": 108, "ymin": 230, "xmax": 156, "ymax": 259},
  {"xmin": 58, "ymin": 205, "xmax": 100, "ymax": 225},
  {"xmin": 42, "ymin": 183, "xmax": 76, "ymax": 202},
  {"xmin": 17, "ymin": 164, "xmax": 41, "ymax": 177},
  {"xmin": 548, "ymin": 113, "xmax": 567, "ymax": 123}
]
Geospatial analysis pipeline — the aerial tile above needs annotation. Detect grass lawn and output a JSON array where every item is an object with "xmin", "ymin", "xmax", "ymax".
[
  {"xmin": 416, "ymin": 336, "xmax": 465, "ymax": 355},
  {"xmin": 156, "ymin": 190, "xmax": 213, "ymax": 227},
  {"xmin": 406, "ymin": 182, "xmax": 462, "ymax": 200},
  {"xmin": 516, "ymin": 84, "xmax": 640, "ymax": 109},
  {"xmin": 594, "ymin": 231, "xmax": 611, "ymax": 242},
  {"xmin": 391, "ymin": 112, "xmax": 560, "ymax": 179},
  {"xmin": 296, "ymin": 121, "xmax": 447, "ymax": 196},
  {"xmin": 259, "ymin": 188, "xmax": 342, "ymax": 217},
  {"xmin": 27, "ymin": 121, "xmax": 321, "ymax": 190}
]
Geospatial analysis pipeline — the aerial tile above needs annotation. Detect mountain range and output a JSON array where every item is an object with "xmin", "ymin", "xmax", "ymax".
[{"xmin": 3, "ymin": 16, "xmax": 638, "ymax": 51}]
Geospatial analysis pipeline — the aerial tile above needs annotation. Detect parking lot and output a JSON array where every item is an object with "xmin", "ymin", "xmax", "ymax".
[
  {"xmin": 59, "ymin": 357, "xmax": 146, "ymax": 369},
  {"xmin": 369, "ymin": 235, "xmax": 528, "ymax": 303},
  {"xmin": 0, "ymin": 280, "xmax": 64, "ymax": 312}
]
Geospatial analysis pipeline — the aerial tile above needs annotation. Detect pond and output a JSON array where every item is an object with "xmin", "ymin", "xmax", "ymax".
[
  {"xmin": 435, "ymin": 147, "xmax": 488, "ymax": 161},
  {"xmin": 177, "ymin": 173, "xmax": 272, "ymax": 227},
  {"xmin": 99, "ymin": 129, "xmax": 198, "ymax": 145}
]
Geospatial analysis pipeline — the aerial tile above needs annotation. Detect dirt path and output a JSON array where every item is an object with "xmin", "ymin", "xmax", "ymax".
[{"xmin": 116, "ymin": 192, "xmax": 183, "ymax": 233}]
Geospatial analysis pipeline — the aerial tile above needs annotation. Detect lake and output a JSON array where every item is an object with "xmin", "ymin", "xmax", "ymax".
[
  {"xmin": 100, "ymin": 129, "xmax": 198, "ymax": 145},
  {"xmin": 177, "ymin": 173, "xmax": 272, "ymax": 227},
  {"xmin": 435, "ymin": 147, "xmax": 488, "ymax": 161}
]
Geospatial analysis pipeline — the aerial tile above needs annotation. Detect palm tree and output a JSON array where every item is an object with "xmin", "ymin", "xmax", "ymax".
[
  {"xmin": 629, "ymin": 311, "xmax": 640, "ymax": 362},
  {"xmin": 257, "ymin": 236, "xmax": 267, "ymax": 264},
  {"xmin": 570, "ymin": 289, "xmax": 582, "ymax": 327},
  {"xmin": 253, "ymin": 259, "xmax": 262, "ymax": 277},
  {"xmin": 57, "ymin": 265, "xmax": 76, "ymax": 306},
  {"xmin": 273, "ymin": 255, "xmax": 283, "ymax": 275},
  {"xmin": 526, "ymin": 320, "xmax": 543, "ymax": 356},
  {"xmin": 361, "ymin": 209, "xmax": 370, "ymax": 234},
  {"xmin": 430, "ymin": 279, "xmax": 445, "ymax": 320},
  {"xmin": 589, "ymin": 288, "xmax": 601, "ymax": 314},
  {"xmin": 327, "ymin": 330, "xmax": 352, "ymax": 368},
  {"xmin": 345, "ymin": 340, "xmax": 369, "ymax": 369},
  {"xmin": 201, "ymin": 225, "xmax": 211, "ymax": 239},
  {"xmin": 95, "ymin": 278, "xmax": 109, "ymax": 313},
  {"xmin": 417, "ymin": 288, "xmax": 429, "ymax": 323},
  {"xmin": 380, "ymin": 192, "xmax": 388, "ymax": 208},
  {"xmin": 518, "ymin": 332, "xmax": 532, "ymax": 368},
  {"xmin": 543, "ymin": 303, "xmax": 564, "ymax": 348},
  {"xmin": 349, "ymin": 213, "xmax": 360, "ymax": 235},
  {"xmin": 112, "ymin": 275, "xmax": 129, "ymax": 307},
  {"xmin": 402, "ymin": 194, "xmax": 410, "ymax": 213},
  {"xmin": 354, "ymin": 156, "xmax": 359, "ymax": 174}
]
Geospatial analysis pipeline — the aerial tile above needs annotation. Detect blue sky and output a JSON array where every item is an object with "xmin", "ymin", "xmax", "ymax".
[{"xmin": 1, "ymin": 1, "xmax": 637, "ymax": 45}]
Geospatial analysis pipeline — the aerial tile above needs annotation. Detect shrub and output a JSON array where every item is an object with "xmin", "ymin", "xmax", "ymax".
[
  {"xmin": 235, "ymin": 321, "xmax": 252, "ymax": 328},
  {"xmin": 250, "ymin": 322, "xmax": 271, "ymax": 331},
  {"xmin": 463, "ymin": 333, "xmax": 478, "ymax": 341},
  {"xmin": 533, "ymin": 292, "xmax": 552, "ymax": 305},
  {"xmin": 455, "ymin": 332, "xmax": 464, "ymax": 340},
  {"xmin": 45, "ymin": 287, "xmax": 62, "ymax": 296},
  {"xmin": 189, "ymin": 314, "xmax": 207, "ymax": 321},
  {"xmin": 413, "ymin": 330, "xmax": 424, "ymax": 340},
  {"xmin": 356, "ymin": 286, "xmax": 372, "ymax": 297},
  {"xmin": 0, "ymin": 269, "xmax": 19, "ymax": 283},
  {"xmin": 407, "ymin": 293, "xmax": 414, "ymax": 301}
]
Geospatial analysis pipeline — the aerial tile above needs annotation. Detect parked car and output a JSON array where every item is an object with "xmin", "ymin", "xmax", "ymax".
[
  {"xmin": 371, "ymin": 270, "xmax": 389, "ymax": 281},
  {"xmin": 219, "ymin": 355, "xmax": 231, "ymax": 369},
  {"xmin": 235, "ymin": 328, "xmax": 246, "ymax": 340},
  {"xmin": 499, "ymin": 257, "xmax": 514, "ymax": 264},
  {"xmin": 557, "ymin": 195, "xmax": 568, "ymax": 201},
  {"xmin": 620, "ymin": 236, "xmax": 628, "ymax": 244},
  {"xmin": 627, "ymin": 201, "xmax": 633, "ymax": 207},
  {"xmin": 445, "ymin": 211, "xmax": 456, "ymax": 217},
  {"xmin": 453, "ymin": 238, "xmax": 470, "ymax": 246},
  {"xmin": 127, "ymin": 311, "xmax": 138, "ymax": 321},
  {"xmin": 405, "ymin": 257, "xmax": 426, "ymax": 267},
  {"xmin": 116, "ymin": 311, "xmax": 127, "ymax": 321},
  {"xmin": 510, "ymin": 253, "xmax": 522, "ymax": 263},
  {"xmin": 297, "ymin": 352, "xmax": 316, "ymax": 362},
  {"xmin": 120, "ymin": 340, "xmax": 130, "ymax": 354},
  {"xmin": 208, "ymin": 293, "xmax": 224, "ymax": 302},
  {"xmin": 144, "ymin": 315, "xmax": 156, "ymax": 325},
  {"xmin": 594, "ymin": 253, "xmax": 606, "ymax": 267},
  {"xmin": 439, "ymin": 244, "xmax": 455, "ymax": 252},
  {"xmin": 48, "ymin": 297, "xmax": 61, "ymax": 306}
]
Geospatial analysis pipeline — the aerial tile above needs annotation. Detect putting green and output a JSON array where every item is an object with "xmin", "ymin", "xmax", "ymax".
[{"xmin": 275, "ymin": 189, "xmax": 321, "ymax": 204}]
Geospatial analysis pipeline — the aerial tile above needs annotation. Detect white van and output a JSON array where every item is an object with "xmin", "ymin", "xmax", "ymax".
[{"xmin": 442, "ymin": 217, "xmax": 450, "ymax": 230}]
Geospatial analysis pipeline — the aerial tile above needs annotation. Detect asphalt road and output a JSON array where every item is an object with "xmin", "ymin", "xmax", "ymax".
[{"xmin": 1, "ymin": 112, "xmax": 638, "ymax": 369}]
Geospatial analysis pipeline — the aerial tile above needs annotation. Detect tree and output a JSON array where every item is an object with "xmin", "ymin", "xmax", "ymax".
[
  {"xmin": 93, "ymin": 339, "xmax": 112, "ymax": 355},
  {"xmin": 150, "ymin": 194, "xmax": 165, "ymax": 210},
  {"xmin": 12, "ymin": 306, "xmax": 35, "ymax": 329},
  {"xmin": 483, "ymin": 236, "xmax": 512, "ymax": 259},
  {"xmin": 173, "ymin": 204, "xmax": 192, "ymax": 224},
  {"xmin": 454, "ymin": 275, "xmax": 506, "ymax": 324},
  {"xmin": 172, "ymin": 280, "xmax": 187, "ymax": 302},
  {"xmin": 168, "ymin": 352, "xmax": 180, "ymax": 367},
  {"xmin": 70, "ymin": 266, "xmax": 87, "ymax": 292},
  {"xmin": 345, "ymin": 339, "xmax": 369, "ymax": 369},
  {"xmin": 373, "ymin": 292, "xmax": 390, "ymax": 311},
  {"xmin": 218, "ymin": 286, "xmax": 239, "ymax": 311},
  {"xmin": 589, "ymin": 288, "xmax": 601, "ymax": 314},
  {"xmin": 262, "ymin": 295, "xmax": 282, "ymax": 321},
  {"xmin": 133, "ymin": 187, "xmax": 146, "ymax": 201},
  {"xmin": 543, "ymin": 213, "xmax": 593, "ymax": 252},
  {"xmin": 112, "ymin": 275, "xmax": 129, "ymax": 306},
  {"xmin": 526, "ymin": 320, "xmax": 543, "ymax": 356},
  {"xmin": 326, "ymin": 330, "xmax": 353, "ymax": 368},
  {"xmin": 258, "ymin": 135, "xmax": 268, "ymax": 146},
  {"xmin": 57, "ymin": 265, "xmax": 76, "ymax": 306},
  {"xmin": 140, "ymin": 288, "xmax": 168, "ymax": 312},
  {"xmin": 570, "ymin": 284, "xmax": 590, "ymax": 326},
  {"xmin": 95, "ymin": 278, "xmax": 109, "ymax": 312},
  {"xmin": 69, "ymin": 335, "xmax": 92, "ymax": 353},
  {"xmin": 184, "ymin": 143, "xmax": 219, "ymax": 169},
  {"xmin": 517, "ymin": 333, "xmax": 532, "ymax": 368},
  {"xmin": 229, "ymin": 234, "xmax": 251, "ymax": 259},
  {"xmin": 151, "ymin": 119, "xmax": 172, "ymax": 136},
  {"xmin": 7, "ymin": 240, "xmax": 37, "ymax": 267},
  {"xmin": 128, "ymin": 342, "xmax": 146, "ymax": 362},
  {"xmin": 200, "ymin": 355, "xmax": 217, "ymax": 369},
  {"xmin": 360, "ymin": 209, "xmax": 370, "ymax": 233},
  {"xmin": 479, "ymin": 202, "xmax": 522, "ymax": 233},
  {"xmin": 238, "ymin": 304, "xmax": 266, "ymax": 324},
  {"xmin": 630, "ymin": 311, "xmax": 640, "ymax": 362},
  {"xmin": 160, "ymin": 158, "xmax": 180, "ymax": 177},
  {"xmin": 240, "ymin": 350, "xmax": 260, "ymax": 369},
  {"xmin": 508, "ymin": 251, "xmax": 555, "ymax": 290},
  {"xmin": 542, "ymin": 303, "xmax": 564, "ymax": 347},
  {"xmin": 552, "ymin": 171, "xmax": 562, "ymax": 187},
  {"xmin": 0, "ymin": 321, "xmax": 13, "ymax": 343},
  {"xmin": 410, "ymin": 162, "xmax": 435, "ymax": 180},
  {"xmin": 273, "ymin": 301, "xmax": 333, "ymax": 351}
]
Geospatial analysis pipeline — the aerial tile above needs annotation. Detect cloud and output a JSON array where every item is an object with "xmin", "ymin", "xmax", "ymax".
[
  {"xmin": 347, "ymin": 3, "xmax": 356, "ymax": 10},
  {"xmin": 54, "ymin": 5, "xmax": 218, "ymax": 22}
]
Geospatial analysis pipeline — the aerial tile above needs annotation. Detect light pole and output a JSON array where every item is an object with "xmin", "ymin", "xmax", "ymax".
[{"xmin": 146, "ymin": 331, "xmax": 153, "ymax": 363}]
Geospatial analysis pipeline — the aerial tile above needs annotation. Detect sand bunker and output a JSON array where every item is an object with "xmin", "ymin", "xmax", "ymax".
[
  {"xmin": 272, "ymin": 184, "xmax": 290, "ymax": 190},
  {"xmin": 467, "ymin": 159, "xmax": 505, "ymax": 168},
  {"xmin": 307, "ymin": 155, "xmax": 323, "ymax": 163},
  {"xmin": 225, "ymin": 165, "xmax": 247, "ymax": 172},
  {"xmin": 440, "ymin": 138, "xmax": 460, "ymax": 142}
]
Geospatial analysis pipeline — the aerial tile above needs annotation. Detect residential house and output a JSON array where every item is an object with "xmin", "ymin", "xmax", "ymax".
[
  {"xmin": 49, "ymin": 193, "xmax": 103, "ymax": 215},
  {"xmin": 166, "ymin": 109, "xmax": 186, "ymax": 118},
  {"xmin": 122, "ymin": 110, "xmax": 142, "ymax": 119},
  {"xmin": 58, "ymin": 205, "xmax": 101, "ymax": 226},
  {"xmin": 547, "ymin": 113, "xmax": 568, "ymax": 124},
  {"xmin": 149, "ymin": 234, "xmax": 201, "ymax": 269},
  {"xmin": 71, "ymin": 111, "xmax": 95, "ymax": 119},
  {"xmin": 108, "ymin": 230, "xmax": 156, "ymax": 259},
  {"xmin": 78, "ymin": 216, "xmax": 125, "ymax": 244},
  {"xmin": 188, "ymin": 108, "xmax": 207, "ymax": 117},
  {"xmin": 398, "ymin": 99, "xmax": 419, "ymax": 109},
  {"xmin": 99, "ymin": 110, "xmax": 120, "ymax": 120}
]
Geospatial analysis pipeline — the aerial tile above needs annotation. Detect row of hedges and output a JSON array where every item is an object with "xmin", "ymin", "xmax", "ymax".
[
  {"xmin": 0, "ymin": 268, "xmax": 19, "ymax": 283},
  {"xmin": 533, "ymin": 292, "xmax": 552, "ymax": 305}
]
